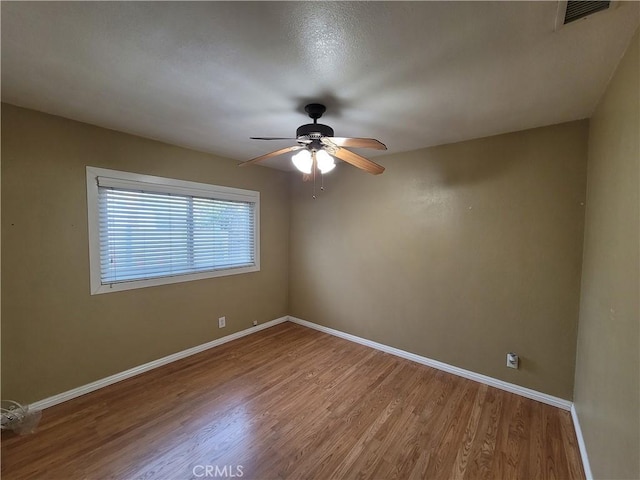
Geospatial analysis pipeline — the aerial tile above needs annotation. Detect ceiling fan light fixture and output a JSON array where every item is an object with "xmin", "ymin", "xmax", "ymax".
[
  {"xmin": 316, "ymin": 149, "xmax": 336, "ymax": 174},
  {"xmin": 292, "ymin": 149, "xmax": 312, "ymax": 174}
]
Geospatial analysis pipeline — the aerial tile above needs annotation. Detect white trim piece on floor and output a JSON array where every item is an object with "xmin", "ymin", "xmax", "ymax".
[
  {"xmin": 29, "ymin": 316, "xmax": 288, "ymax": 411},
  {"xmin": 287, "ymin": 316, "xmax": 573, "ymax": 411},
  {"xmin": 571, "ymin": 404, "xmax": 594, "ymax": 480}
]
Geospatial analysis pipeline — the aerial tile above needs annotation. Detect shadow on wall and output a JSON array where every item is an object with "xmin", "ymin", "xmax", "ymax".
[{"xmin": 387, "ymin": 134, "xmax": 519, "ymax": 189}]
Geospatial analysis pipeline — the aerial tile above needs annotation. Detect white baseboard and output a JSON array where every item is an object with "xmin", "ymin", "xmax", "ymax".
[
  {"xmin": 287, "ymin": 316, "xmax": 572, "ymax": 411},
  {"xmin": 27, "ymin": 313, "xmax": 591, "ymax": 476},
  {"xmin": 30, "ymin": 314, "xmax": 572, "ymax": 413},
  {"xmin": 29, "ymin": 316, "xmax": 288, "ymax": 411},
  {"xmin": 29, "ymin": 313, "xmax": 587, "ymax": 473},
  {"xmin": 571, "ymin": 404, "xmax": 594, "ymax": 480}
]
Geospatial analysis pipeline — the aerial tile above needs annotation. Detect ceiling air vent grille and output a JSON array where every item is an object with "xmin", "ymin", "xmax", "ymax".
[{"xmin": 564, "ymin": 1, "xmax": 610, "ymax": 24}]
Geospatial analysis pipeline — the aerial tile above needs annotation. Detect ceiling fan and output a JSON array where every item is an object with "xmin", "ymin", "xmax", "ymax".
[{"xmin": 239, "ymin": 104, "xmax": 387, "ymax": 180}]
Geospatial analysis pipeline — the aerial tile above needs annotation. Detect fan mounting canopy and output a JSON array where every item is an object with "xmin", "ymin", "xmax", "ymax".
[{"xmin": 304, "ymin": 103, "xmax": 326, "ymax": 120}]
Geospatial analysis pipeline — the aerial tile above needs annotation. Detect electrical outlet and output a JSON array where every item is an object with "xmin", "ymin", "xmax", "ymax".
[
  {"xmin": 506, "ymin": 352, "xmax": 519, "ymax": 369},
  {"xmin": 253, "ymin": 320, "xmax": 258, "ymax": 326},
  {"xmin": 218, "ymin": 316, "xmax": 226, "ymax": 328}
]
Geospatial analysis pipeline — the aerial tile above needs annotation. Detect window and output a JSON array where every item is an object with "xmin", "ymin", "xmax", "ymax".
[{"xmin": 86, "ymin": 167, "xmax": 259, "ymax": 294}]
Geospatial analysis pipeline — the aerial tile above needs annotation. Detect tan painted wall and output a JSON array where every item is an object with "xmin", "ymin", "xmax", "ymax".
[
  {"xmin": 290, "ymin": 121, "xmax": 588, "ymax": 399},
  {"xmin": 573, "ymin": 30, "xmax": 639, "ymax": 480},
  {"xmin": 1, "ymin": 104, "xmax": 290, "ymax": 403}
]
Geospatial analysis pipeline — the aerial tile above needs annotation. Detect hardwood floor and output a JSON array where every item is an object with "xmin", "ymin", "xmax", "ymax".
[{"xmin": 1, "ymin": 322, "xmax": 584, "ymax": 479}]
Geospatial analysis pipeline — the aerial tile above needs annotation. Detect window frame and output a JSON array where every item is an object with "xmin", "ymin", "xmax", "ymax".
[{"xmin": 86, "ymin": 166, "xmax": 260, "ymax": 295}]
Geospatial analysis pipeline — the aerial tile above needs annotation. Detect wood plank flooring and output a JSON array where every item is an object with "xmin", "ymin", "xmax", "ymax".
[{"xmin": 1, "ymin": 322, "xmax": 584, "ymax": 479}]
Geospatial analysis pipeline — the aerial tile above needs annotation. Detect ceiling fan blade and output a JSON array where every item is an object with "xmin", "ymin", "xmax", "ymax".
[
  {"xmin": 322, "ymin": 137, "xmax": 387, "ymax": 150},
  {"xmin": 333, "ymin": 147, "xmax": 385, "ymax": 175},
  {"xmin": 250, "ymin": 137, "xmax": 298, "ymax": 140},
  {"xmin": 251, "ymin": 136, "xmax": 312, "ymax": 144},
  {"xmin": 239, "ymin": 145, "xmax": 303, "ymax": 167}
]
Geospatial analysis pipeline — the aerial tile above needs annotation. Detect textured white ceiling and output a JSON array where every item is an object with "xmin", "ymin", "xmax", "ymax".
[{"xmin": 2, "ymin": 2, "xmax": 638, "ymax": 170}]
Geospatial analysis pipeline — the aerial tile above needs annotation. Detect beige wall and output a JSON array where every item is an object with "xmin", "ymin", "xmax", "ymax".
[
  {"xmin": 573, "ymin": 30, "xmax": 639, "ymax": 480},
  {"xmin": 0, "ymin": 106, "xmax": 591, "ymax": 405},
  {"xmin": 290, "ymin": 121, "xmax": 588, "ymax": 399},
  {"xmin": 1, "ymin": 104, "xmax": 290, "ymax": 403}
]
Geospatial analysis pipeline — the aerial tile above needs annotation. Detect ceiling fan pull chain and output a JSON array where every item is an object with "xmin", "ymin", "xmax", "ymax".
[
  {"xmin": 320, "ymin": 172, "xmax": 324, "ymax": 191},
  {"xmin": 313, "ymin": 156, "xmax": 317, "ymax": 199}
]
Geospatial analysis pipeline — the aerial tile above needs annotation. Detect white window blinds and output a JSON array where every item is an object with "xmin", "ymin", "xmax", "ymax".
[{"xmin": 87, "ymin": 168, "xmax": 259, "ymax": 294}]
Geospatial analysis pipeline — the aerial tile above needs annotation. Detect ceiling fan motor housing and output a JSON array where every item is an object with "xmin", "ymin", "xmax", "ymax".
[{"xmin": 296, "ymin": 123, "xmax": 334, "ymax": 138}]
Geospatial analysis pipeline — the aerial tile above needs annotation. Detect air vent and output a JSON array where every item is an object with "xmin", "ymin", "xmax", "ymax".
[{"xmin": 564, "ymin": 1, "xmax": 610, "ymax": 24}]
